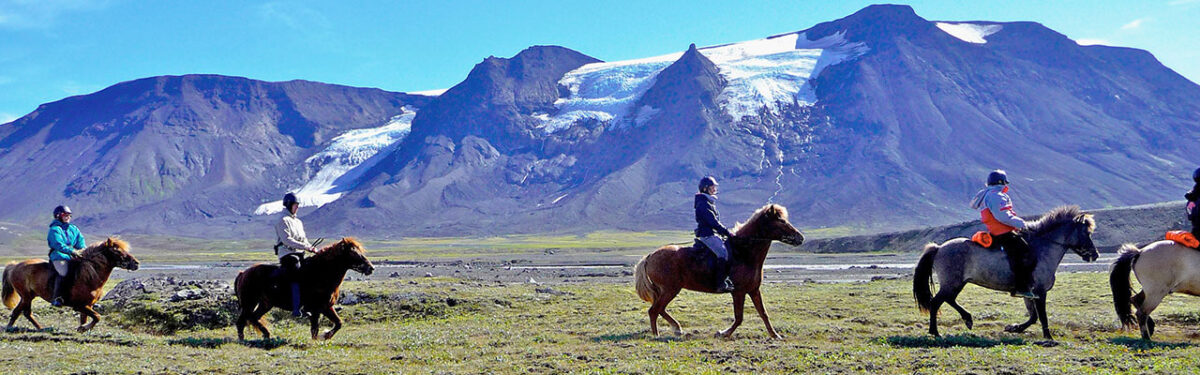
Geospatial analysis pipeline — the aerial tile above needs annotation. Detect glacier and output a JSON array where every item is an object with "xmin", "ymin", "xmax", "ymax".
[
  {"xmin": 935, "ymin": 22, "xmax": 1002, "ymax": 44},
  {"xmin": 255, "ymin": 107, "xmax": 418, "ymax": 215},
  {"xmin": 542, "ymin": 31, "xmax": 868, "ymax": 133}
]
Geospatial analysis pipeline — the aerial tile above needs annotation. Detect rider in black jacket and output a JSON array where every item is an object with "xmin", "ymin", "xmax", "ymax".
[{"xmin": 695, "ymin": 176, "xmax": 736, "ymax": 293}]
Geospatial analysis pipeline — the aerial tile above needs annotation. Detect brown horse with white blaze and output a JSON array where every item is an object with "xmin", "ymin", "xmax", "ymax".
[
  {"xmin": 2, "ymin": 237, "xmax": 139, "ymax": 332},
  {"xmin": 634, "ymin": 204, "xmax": 804, "ymax": 339},
  {"xmin": 235, "ymin": 237, "xmax": 374, "ymax": 341}
]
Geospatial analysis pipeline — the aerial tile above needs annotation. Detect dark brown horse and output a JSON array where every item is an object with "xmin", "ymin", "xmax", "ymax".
[
  {"xmin": 235, "ymin": 237, "xmax": 374, "ymax": 341},
  {"xmin": 634, "ymin": 204, "xmax": 804, "ymax": 339},
  {"xmin": 3, "ymin": 237, "xmax": 139, "ymax": 332}
]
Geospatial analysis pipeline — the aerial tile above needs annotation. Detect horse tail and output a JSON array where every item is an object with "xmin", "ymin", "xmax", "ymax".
[
  {"xmin": 1110, "ymin": 244, "xmax": 1141, "ymax": 328},
  {"xmin": 2, "ymin": 262, "xmax": 17, "ymax": 309},
  {"xmin": 634, "ymin": 255, "xmax": 658, "ymax": 303},
  {"xmin": 913, "ymin": 243, "xmax": 940, "ymax": 314}
]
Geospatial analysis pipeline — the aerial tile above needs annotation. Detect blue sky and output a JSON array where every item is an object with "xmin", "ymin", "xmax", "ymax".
[{"xmin": 1, "ymin": 0, "xmax": 1197, "ymax": 123}]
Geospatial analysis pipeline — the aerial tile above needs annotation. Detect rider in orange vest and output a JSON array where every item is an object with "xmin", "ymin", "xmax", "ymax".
[{"xmin": 970, "ymin": 170, "xmax": 1037, "ymax": 299}]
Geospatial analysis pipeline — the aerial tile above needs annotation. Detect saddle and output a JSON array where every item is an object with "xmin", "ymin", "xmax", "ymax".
[
  {"xmin": 1166, "ymin": 230, "xmax": 1200, "ymax": 249},
  {"xmin": 971, "ymin": 232, "xmax": 995, "ymax": 249}
]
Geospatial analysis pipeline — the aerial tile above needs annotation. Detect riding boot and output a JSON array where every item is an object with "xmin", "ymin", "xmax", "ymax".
[
  {"xmin": 51, "ymin": 274, "xmax": 66, "ymax": 307},
  {"xmin": 290, "ymin": 282, "xmax": 306, "ymax": 318},
  {"xmin": 1006, "ymin": 251, "xmax": 1036, "ymax": 299},
  {"xmin": 714, "ymin": 257, "xmax": 734, "ymax": 293}
]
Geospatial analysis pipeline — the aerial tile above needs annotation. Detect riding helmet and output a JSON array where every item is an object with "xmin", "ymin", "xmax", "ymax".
[
  {"xmin": 986, "ymin": 170, "xmax": 1009, "ymax": 186},
  {"xmin": 53, "ymin": 205, "xmax": 72, "ymax": 217},
  {"xmin": 1193, "ymin": 167, "xmax": 1200, "ymax": 183},
  {"xmin": 698, "ymin": 176, "xmax": 718, "ymax": 192},
  {"xmin": 282, "ymin": 193, "xmax": 299, "ymax": 209}
]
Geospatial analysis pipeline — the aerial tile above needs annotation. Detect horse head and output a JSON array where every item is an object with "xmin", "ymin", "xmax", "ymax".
[
  {"xmin": 1068, "ymin": 212, "xmax": 1099, "ymax": 262},
  {"xmin": 320, "ymin": 237, "xmax": 374, "ymax": 276},
  {"xmin": 738, "ymin": 204, "xmax": 805, "ymax": 247},
  {"xmin": 93, "ymin": 237, "xmax": 139, "ymax": 271}
]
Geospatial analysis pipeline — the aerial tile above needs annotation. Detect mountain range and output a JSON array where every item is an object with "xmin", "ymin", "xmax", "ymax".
[{"xmin": 1, "ymin": 4, "xmax": 1198, "ymax": 239}]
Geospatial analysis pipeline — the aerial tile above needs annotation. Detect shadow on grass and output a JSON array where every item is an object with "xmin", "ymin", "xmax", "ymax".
[
  {"xmin": 879, "ymin": 334, "xmax": 1024, "ymax": 348},
  {"xmin": 1, "ymin": 327, "xmax": 142, "ymax": 347},
  {"xmin": 168, "ymin": 337, "xmax": 231, "ymax": 349},
  {"xmin": 591, "ymin": 331, "xmax": 693, "ymax": 343},
  {"xmin": 240, "ymin": 337, "xmax": 297, "ymax": 350},
  {"xmin": 1108, "ymin": 337, "xmax": 1192, "ymax": 350}
]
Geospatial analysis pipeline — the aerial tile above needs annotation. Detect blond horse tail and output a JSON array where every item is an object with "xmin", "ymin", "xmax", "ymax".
[
  {"xmin": 1110, "ymin": 244, "xmax": 1142, "ymax": 328},
  {"xmin": 2, "ymin": 262, "xmax": 17, "ymax": 309},
  {"xmin": 634, "ymin": 255, "xmax": 658, "ymax": 303},
  {"xmin": 913, "ymin": 243, "xmax": 940, "ymax": 313}
]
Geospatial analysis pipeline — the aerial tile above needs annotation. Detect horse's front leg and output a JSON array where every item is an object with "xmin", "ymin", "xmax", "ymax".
[
  {"xmin": 748, "ymin": 289, "xmax": 780, "ymax": 339},
  {"xmin": 309, "ymin": 311, "xmax": 322, "ymax": 340},
  {"xmin": 1034, "ymin": 295, "xmax": 1053, "ymax": 340},
  {"xmin": 718, "ymin": 292, "xmax": 746, "ymax": 338},
  {"xmin": 321, "ymin": 307, "xmax": 342, "ymax": 340},
  {"xmin": 1004, "ymin": 299, "xmax": 1037, "ymax": 333},
  {"xmin": 77, "ymin": 306, "xmax": 101, "ymax": 332}
]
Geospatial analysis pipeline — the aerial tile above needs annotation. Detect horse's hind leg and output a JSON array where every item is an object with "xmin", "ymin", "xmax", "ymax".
[
  {"xmin": 1135, "ymin": 290, "xmax": 1167, "ymax": 340},
  {"xmin": 250, "ymin": 302, "xmax": 273, "ymax": 339},
  {"xmin": 1005, "ymin": 299, "xmax": 1037, "ymax": 333},
  {"xmin": 647, "ymin": 287, "xmax": 680, "ymax": 336},
  {"xmin": 308, "ymin": 311, "xmax": 322, "ymax": 340},
  {"xmin": 6, "ymin": 299, "xmax": 22, "ymax": 329},
  {"xmin": 749, "ymin": 289, "xmax": 781, "ymax": 339},
  {"xmin": 19, "ymin": 300, "xmax": 41, "ymax": 330},
  {"xmin": 658, "ymin": 310, "xmax": 683, "ymax": 335},
  {"xmin": 946, "ymin": 299, "xmax": 973, "ymax": 330},
  {"xmin": 719, "ymin": 292, "xmax": 746, "ymax": 338}
]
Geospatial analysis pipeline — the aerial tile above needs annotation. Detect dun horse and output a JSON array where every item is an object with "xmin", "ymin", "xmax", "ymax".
[
  {"xmin": 634, "ymin": 204, "xmax": 804, "ymax": 339},
  {"xmin": 914, "ymin": 206, "xmax": 1098, "ymax": 340},
  {"xmin": 1111, "ymin": 240, "xmax": 1200, "ymax": 340},
  {"xmin": 235, "ymin": 237, "xmax": 374, "ymax": 341},
  {"xmin": 2, "ymin": 238, "xmax": 139, "ymax": 332}
]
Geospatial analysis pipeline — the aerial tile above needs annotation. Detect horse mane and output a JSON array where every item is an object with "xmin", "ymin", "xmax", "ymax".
[
  {"xmin": 1024, "ymin": 205, "xmax": 1094, "ymax": 237},
  {"xmin": 733, "ymin": 204, "xmax": 789, "ymax": 235},
  {"xmin": 311, "ymin": 237, "xmax": 365, "ymax": 261},
  {"xmin": 75, "ymin": 237, "xmax": 129, "ymax": 286}
]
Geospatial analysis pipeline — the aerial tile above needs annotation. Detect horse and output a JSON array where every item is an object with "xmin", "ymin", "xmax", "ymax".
[
  {"xmin": 913, "ymin": 205, "xmax": 1098, "ymax": 340},
  {"xmin": 1110, "ymin": 240, "xmax": 1200, "ymax": 340},
  {"xmin": 634, "ymin": 204, "xmax": 804, "ymax": 339},
  {"xmin": 234, "ymin": 237, "xmax": 374, "ymax": 341},
  {"xmin": 2, "ymin": 237, "xmax": 139, "ymax": 332}
]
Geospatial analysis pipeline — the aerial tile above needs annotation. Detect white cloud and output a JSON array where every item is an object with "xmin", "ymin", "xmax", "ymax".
[
  {"xmin": 1076, "ymin": 39, "xmax": 1113, "ymax": 46},
  {"xmin": 0, "ymin": 0, "xmax": 114, "ymax": 29},
  {"xmin": 1121, "ymin": 18, "xmax": 1148, "ymax": 30}
]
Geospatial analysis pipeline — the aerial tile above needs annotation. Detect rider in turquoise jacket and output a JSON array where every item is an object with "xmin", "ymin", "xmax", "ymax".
[{"xmin": 47, "ymin": 205, "xmax": 85, "ymax": 306}]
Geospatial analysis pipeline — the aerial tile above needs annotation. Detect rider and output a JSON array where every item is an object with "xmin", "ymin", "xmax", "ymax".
[
  {"xmin": 970, "ymin": 170, "xmax": 1037, "ymax": 299},
  {"xmin": 1185, "ymin": 167, "xmax": 1200, "ymax": 236},
  {"xmin": 275, "ymin": 193, "xmax": 316, "ymax": 317},
  {"xmin": 47, "ymin": 205, "xmax": 86, "ymax": 307},
  {"xmin": 695, "ymin": 176, "xmax": 736, "ymax": 293}
]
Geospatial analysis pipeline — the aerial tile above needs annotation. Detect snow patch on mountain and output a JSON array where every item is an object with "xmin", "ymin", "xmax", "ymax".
[
  {"xmin": 255, "ymin": 107, "xmax": 418, "ymax": 215},
  {"xmin": 936, "ymin": 22, "xmax": 1002, "ymax": 44},
  {"xmin": 542, "ymin": 31, "xmax": 868, "ymax": 132},
  {"xmin": 409, "ymin": 88, "xmax": 448, "ymax": 96}
]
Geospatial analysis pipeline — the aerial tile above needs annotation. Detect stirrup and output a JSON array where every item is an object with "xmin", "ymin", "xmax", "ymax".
[
  {"xmin": 1010, "ymin": 290, "xmax": 1038, "ymax": 299},
  {"xmin": 717, "ymin": 277, "xmax": 736, "ymax": 293},
  {"xmin": 51, "ymin": 297, "xmax": 64, "ymax": 307}
]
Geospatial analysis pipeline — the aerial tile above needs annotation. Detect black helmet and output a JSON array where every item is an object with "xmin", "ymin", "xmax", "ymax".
[
  {"xmin": 698, "ymin": 176, "xmax": 718, "ymax": 192},
  {"xmin": 1193, "ymin": 167, "xmax": 1200, "ymax": 183},
  {"xmin": 987, "ymin": 170, "xmax": 1009, "ymax": 186},
  {"xmin": 53, "ymin": 205, "xmax": 72, "ymax": 217},
  {"xmin": 282, "ymin": 193, "xmax": 299, "ymax": 209}
]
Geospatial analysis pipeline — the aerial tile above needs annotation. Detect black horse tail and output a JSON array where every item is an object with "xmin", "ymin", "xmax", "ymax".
[
  {"xmin": 914, "ymin": 243, "xmax": 940, "ymax": 314},
  {"xmin": 1110, "ymin": 244, "xmax": 1141, "ymax": 328}
]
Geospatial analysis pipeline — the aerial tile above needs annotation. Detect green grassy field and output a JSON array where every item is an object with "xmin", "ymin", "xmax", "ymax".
[{"xmin": 3, "ymin": 272, "xmax": 1200, "ymax": 374}]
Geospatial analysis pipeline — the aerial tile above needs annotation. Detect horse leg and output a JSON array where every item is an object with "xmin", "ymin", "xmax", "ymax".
[
  {"xmin": 20, "ymin": 300, "xmax": 41, "ymax": 330},
  {"xmin": 1135, "ymin": 290, "xmax": 1166, "ymax": 340},
  {"xmin": 309, "ymin": 310, "xmax": 322, "ymax": 340},
  {"xmin": 249, "ymin": 302, "xmax": 273, "ymax": 339},
  {"xmin": 77, "ymin": 306, "xmax": 101, "ymax": 333},
  {"xmin": 926, "ymin": 292, "xmax": 945, "ymax": 337},
  {"xmin": 1034, "ymin": 294, "xmax": 1053, "ymax": 340},
  {"xmin": 647, "ymin": 287, "xmax": 680, "ymax": 336},
  {"xmin": 946, "ymin": 299, "xmax": 973, "ymax": 330},
  {"xmin": 6, "ymin": 298, "xmax": 22, "ymax": 329},
  {"xmin": 658, "ymin": 310, "xmax": 683, "ymax": 336},
  {"xmin": 1005, "ymin": 299, "xmax": 1037, "ymax": 333},
  {"xmin": 748, "ymin": 289, "xmax": 780, "ymax": 339},
  {"xmin": 236, "ymin": 303, "xmax": 253, "ymax": 341},
  {"xmin": 320, "ymin": 308, "xmax": 343, "ymax": 340},
  {"xmin": 719, "ymin": 292, "xmax": 746, "ymax": 338}
]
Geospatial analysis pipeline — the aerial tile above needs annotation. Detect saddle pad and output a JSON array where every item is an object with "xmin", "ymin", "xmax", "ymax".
[
  {"xmin": 971, "ymin": 231, "xmax": 993, "ymax": 248},
  {"xmin": 1166, "ymin": 230, "xmax": 1200, "ymax": 249}
]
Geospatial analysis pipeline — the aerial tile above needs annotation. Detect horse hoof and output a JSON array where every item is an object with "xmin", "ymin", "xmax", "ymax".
[
  {"xmin": 1034, "ymin": 340, "xmax": 1058, "ymax": 347},
  {"xmin": 76, "ymin": 326, "xmax": 88, "ymax": 333},
  {"xmin": 1004, "ymin": 324, "xmax": 1024, "ymax": 333},
  {"xmin": 770, "ymin": 334, "xmax": 783, "ymax": 340},
  {"xmin": 965, "ymin": 319, "xmax": 974, "ymax": 330},
  {"xmin": 323, "ymin": 332, "xmax": 335, "ymax": 340}
]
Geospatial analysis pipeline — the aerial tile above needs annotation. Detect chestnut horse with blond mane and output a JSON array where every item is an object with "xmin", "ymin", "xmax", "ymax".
[
  {"xmin": 235, "ymin": 237, "xmax": 374, "ymax": 341},
  {"xmin": 634, "ymin": 204, "xmax": 804, "ymax": 339},
  {"xmin": 3, "ymin": 237, "xmax": 139, "ymax": 332}
]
